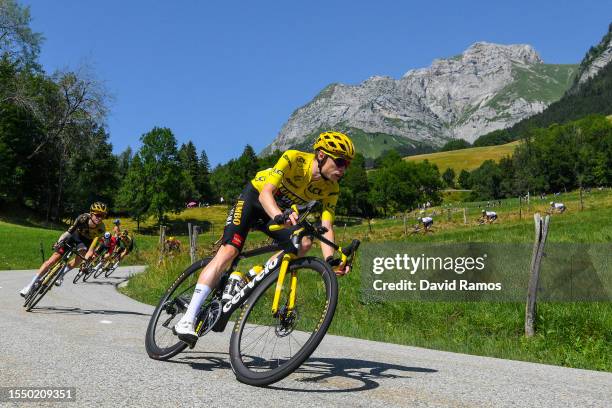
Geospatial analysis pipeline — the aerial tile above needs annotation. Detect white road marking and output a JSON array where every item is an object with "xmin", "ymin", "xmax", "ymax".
[{"xmin": 99, "ymin": 320, "xmax": 112, "ymax": 324}]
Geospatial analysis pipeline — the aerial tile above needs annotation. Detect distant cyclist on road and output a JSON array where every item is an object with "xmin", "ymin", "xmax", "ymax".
[
  {"xmin": 173, "ymin": 131, "xmax": 355, "ymax": 345},
  {"xmin": 19, "ymin": 202, "xmax": 108, "ymax": 297},
  {"xmin": 419, "ymin": 216, "xmax": 434, "ymax": 231},
  {"xmin": 481, "ymin": 209, "xmax": 498, "ymax": 222},
  {"xmin": 550, "ymin": 201, "xmax": 566, "ymax": 213}
]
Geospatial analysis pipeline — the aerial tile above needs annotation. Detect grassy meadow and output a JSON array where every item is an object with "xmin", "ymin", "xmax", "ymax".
[
  {"xmin": 2, "ymin": 188, "xmax": 610, "ymax": 371},
  {"xmin": 405, "ymin": 140, "xmax": 520, "ymax": 172}
]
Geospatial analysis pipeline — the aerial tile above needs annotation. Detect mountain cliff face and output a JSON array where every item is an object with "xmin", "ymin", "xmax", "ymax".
[
  {"xmin": 571, "ymin": 24, "xmax": 612, "ymax": 91},
  {"xmin": 265, "ymin": 42, "xmax": 577, "ymax": 157}
]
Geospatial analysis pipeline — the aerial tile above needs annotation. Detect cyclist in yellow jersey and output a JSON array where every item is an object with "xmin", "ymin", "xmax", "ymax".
[{"xmin": 174, "ymin": 131, "xmax": 355, "ymax": 343}]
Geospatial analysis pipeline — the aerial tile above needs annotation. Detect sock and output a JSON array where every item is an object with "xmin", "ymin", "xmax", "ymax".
[
  {"xmin": 183, "ymin": 284, "xmax": 211, "ymax": 323},
  {"xmin": 21, "ymin": 275, "xmax": 38, "ymax": 292}
]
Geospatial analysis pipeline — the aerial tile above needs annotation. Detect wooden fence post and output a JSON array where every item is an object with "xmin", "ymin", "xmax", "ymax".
[
  {"xmin": 190, "ymin": 225, "xmax": 199, "ymax": 264},
  {"xmin": 158, "ymin": 225, "xmax": 167, "ymax": 264},
  {"xmin": 519, "ymin": 196, "xmax": 522, "ymax": 220},
  {"xmin": 525, "ymin": 213, "xmax": 550, "ymax": 337},
  {"xmin": 463, "ymin": 208, "xmax": 467, "ymax": 225},
  {"xmin": 403, "ymin": 213, "xmax": 407, "ymax": 236}
]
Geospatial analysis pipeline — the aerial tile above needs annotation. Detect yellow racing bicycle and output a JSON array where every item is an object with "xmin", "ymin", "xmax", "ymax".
[{"xmin": 145, "ymin": 201, "xmax": 359, "ymax": 386}]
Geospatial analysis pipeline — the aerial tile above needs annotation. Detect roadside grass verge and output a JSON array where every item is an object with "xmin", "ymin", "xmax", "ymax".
[
  {"xmin": 4, "ymin": 190, "xmax": 611, "ymax": 371},
  {"xmin": 0, "ymin": 221, "xmax": 160, "ymax": 270}
]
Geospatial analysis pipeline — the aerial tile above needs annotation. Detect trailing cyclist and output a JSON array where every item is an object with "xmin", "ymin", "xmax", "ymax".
[
  {"xmin": 115, "ymin": 229, "xmax": 134, "ymax": 262},
  {"xmin": 173, "ymin": 131, "xmax": 355, "ymax": 345},
  {"xmin": 19, "ymin": 202, "xmax": 108, "ymax": 297},
  {"xmin": 112, "ymin": 219, "xmax": 122, "ymax": 237}
]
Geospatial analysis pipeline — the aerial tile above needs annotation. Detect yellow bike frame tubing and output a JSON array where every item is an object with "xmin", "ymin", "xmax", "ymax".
[
  {"xmin": 271, "ymin": 253, "xmax": 298, "ymax": 314},
  {"xmin": 42, "ymin": 260, "xmax": 63, "ymax": 285}
]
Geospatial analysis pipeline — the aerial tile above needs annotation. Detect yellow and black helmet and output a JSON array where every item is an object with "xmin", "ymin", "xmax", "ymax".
[
  {"xmin": 313, "ymin": 131, "xmax": 355, "ymax": 160},
  {"xmin": 90, "ymin": 201, "xmax": 108, "ymax": 215}
]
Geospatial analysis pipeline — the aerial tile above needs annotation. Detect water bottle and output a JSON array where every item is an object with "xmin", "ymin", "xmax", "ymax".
[
  {"xmin": 246, "ymin": 265, "xmax": 263, "ymax": 281},
  {"xmin": 222, "ymin": 271, "xmax": 247, "ymax": 302}
]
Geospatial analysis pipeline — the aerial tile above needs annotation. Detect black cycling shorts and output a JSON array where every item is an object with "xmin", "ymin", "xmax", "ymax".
[
  {"xmin": 221, "ymin": 183, "xmax": 296, "ymax": 252},
  {"xmin": 55, "ymin": 233, "xmax": 92, "ymax": 254}
]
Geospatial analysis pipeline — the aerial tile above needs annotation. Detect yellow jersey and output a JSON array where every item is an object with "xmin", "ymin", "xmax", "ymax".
[{"xmin": 250, "ymin": 150, "xmax": 339, "ymax": 222}]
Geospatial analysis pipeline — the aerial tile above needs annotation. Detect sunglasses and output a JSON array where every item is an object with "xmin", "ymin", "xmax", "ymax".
[
  {"xmin": 330, "ymin": 156, "xmax": 351, "ymax": 168},
  {"xmin": 92, "ymin": 213, "xmax": 106, "ymax": 220}
]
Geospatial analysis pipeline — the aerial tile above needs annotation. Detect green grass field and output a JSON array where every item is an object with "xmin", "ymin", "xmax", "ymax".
[
  {"xmin": 3, "ymin": 189, "xmax": 610, "ymax": 371},
  {"xmin": 405, "ymin": 140, "xmax": 520, "ymax": 172}
]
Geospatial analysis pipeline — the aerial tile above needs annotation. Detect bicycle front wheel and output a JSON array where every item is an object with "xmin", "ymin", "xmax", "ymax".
[
  {"xmin": 25, "ymin": 261, "xmax": 67, "ymax": 311},
  {"xmin": 229, "ymin": 257, "xmax": 338, "ymax": 386}
]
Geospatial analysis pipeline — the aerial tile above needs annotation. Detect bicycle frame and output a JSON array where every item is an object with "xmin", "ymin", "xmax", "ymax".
[{"xmin": 201, "ymin": 203, "xmax": 357, "ymax": 335}]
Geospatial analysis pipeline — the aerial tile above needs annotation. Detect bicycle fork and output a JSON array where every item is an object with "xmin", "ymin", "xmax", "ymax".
[{"xmin": 271, "ymin": 253, "xmax": 298, "ymax": 316}]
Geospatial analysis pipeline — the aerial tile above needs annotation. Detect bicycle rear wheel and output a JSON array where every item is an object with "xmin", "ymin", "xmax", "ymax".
[
  {"xmin": 229, "ymin": 257, "xmax": 338, "ymax": 386},
  {"xmin": 145, "ymin": 257, "xmax": 212, "ymax": 360}
]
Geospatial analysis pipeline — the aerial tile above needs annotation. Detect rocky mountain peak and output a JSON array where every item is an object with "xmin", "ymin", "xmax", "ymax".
[{"xmin": 265, "ymin": 42, "xmax": 575, "ymax": 157}]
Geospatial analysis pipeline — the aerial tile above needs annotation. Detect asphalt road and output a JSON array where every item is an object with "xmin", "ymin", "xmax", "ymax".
[{"xmin": 0, "ymin": 267, "xmax": 610, "ymax": 408}]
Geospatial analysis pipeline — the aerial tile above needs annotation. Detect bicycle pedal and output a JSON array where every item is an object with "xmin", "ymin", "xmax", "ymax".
[{"xmin": 178, "ymin": 333, "xmax": 197, "ymax": 349}]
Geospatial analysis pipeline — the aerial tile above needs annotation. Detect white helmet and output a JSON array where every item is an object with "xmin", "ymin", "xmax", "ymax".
[{"xmin": 104, "ymin": 232, "xmax": 111, "ymax": 240}]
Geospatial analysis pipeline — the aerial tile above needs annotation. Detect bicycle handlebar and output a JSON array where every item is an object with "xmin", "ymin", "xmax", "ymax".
[{"xmin": 269, "ymin": 201, "xmax": 320, "ymax": 232}]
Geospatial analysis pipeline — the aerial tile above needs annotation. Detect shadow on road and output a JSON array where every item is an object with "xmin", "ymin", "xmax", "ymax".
[
  {"xmin": 31, "ymin": 306, "xmax": 150, "ymax": 317},
  {"xmin": 170, "ymin": 352, "xmax": 437, "ymax": 392},
  {"xmin": 269, "ymin": 357, "xmax": 437, "ymax": 392},
  {"xmin": 170, "ymin": 351, "xmax": 232, "ymax": 371}
]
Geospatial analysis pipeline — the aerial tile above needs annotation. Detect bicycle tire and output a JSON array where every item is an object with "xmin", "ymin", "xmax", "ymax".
[
  {"xmin": 229, "ymin": 257, "xmax": 338, "ymax": 386},
  {"xmin": 72, "ymin": 267, "xmax": 85, "ymax": 284},
  {"xmin": 23, "ymin": 261, "xmax": 60, "ymax": 307},
  {"xmin": 145, "ymin": 257, "xmax": 212, "ymax": 361},
  {"xmin": 93, "ymin": 260, "xmax": 107, "ymax": 279},
  {"xmin": 26, "ymin": 261, "xmax": 67, "ymax": 311},
  {"xmin": 82, "ymin": 263, "xmax": 95, "ymax": 282},
  {"xmin": 104, "ymin": 259, "xmax": 120, "ymax": 278}
]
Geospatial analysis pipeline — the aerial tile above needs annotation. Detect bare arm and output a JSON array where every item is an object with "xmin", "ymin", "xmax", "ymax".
[{"xmin": 259, "ymin": 183, "xmax": 298, "ymax": 225}]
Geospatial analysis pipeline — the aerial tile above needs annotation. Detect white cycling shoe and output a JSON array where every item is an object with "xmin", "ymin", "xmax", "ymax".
[
  {"xmin": 19, "ymin": 285, "xmax": 32, "ymax": 298},
  {"xmin": 174, "ymin": 317, "xmax": 198, "ymax": 347}
]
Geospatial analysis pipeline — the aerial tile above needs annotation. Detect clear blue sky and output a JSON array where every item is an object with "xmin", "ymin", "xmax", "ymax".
[{"xmin": 22, "ymin": 1, "xmax": 612, "ymax": 166}]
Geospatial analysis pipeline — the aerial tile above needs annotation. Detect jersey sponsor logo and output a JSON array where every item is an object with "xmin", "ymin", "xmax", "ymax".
[
  {"xmin": 307, "ymin": 185, "xmax": 323, "ymax": 196},
  {"xmin": 271, "ymin": 168, "xmax": 284, "ymax": 177},
  {"xmin": 285, "ymin": 178, "xmax": 298, "ymax": 188},
  {"xmin": 232, "ymin": 200, "xmax": 244, "ymax": 225},
  {"xmin": 293, "ymin": 175, "xmax": 303, "ymax": 182},
  {"xmin": 231, "ymin": 233, "xmax": 243, "ymax": 247},
  {"xmin": 278, "ymin": 184, "xmax": 307, "ymax": 205},
  {"xmin": 283, "ymin": 154, "xmax": 292, "ymax": 168},
  {"xmin": 296, "ymin": 156, "xmax": 305, "ymax": 164}
]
